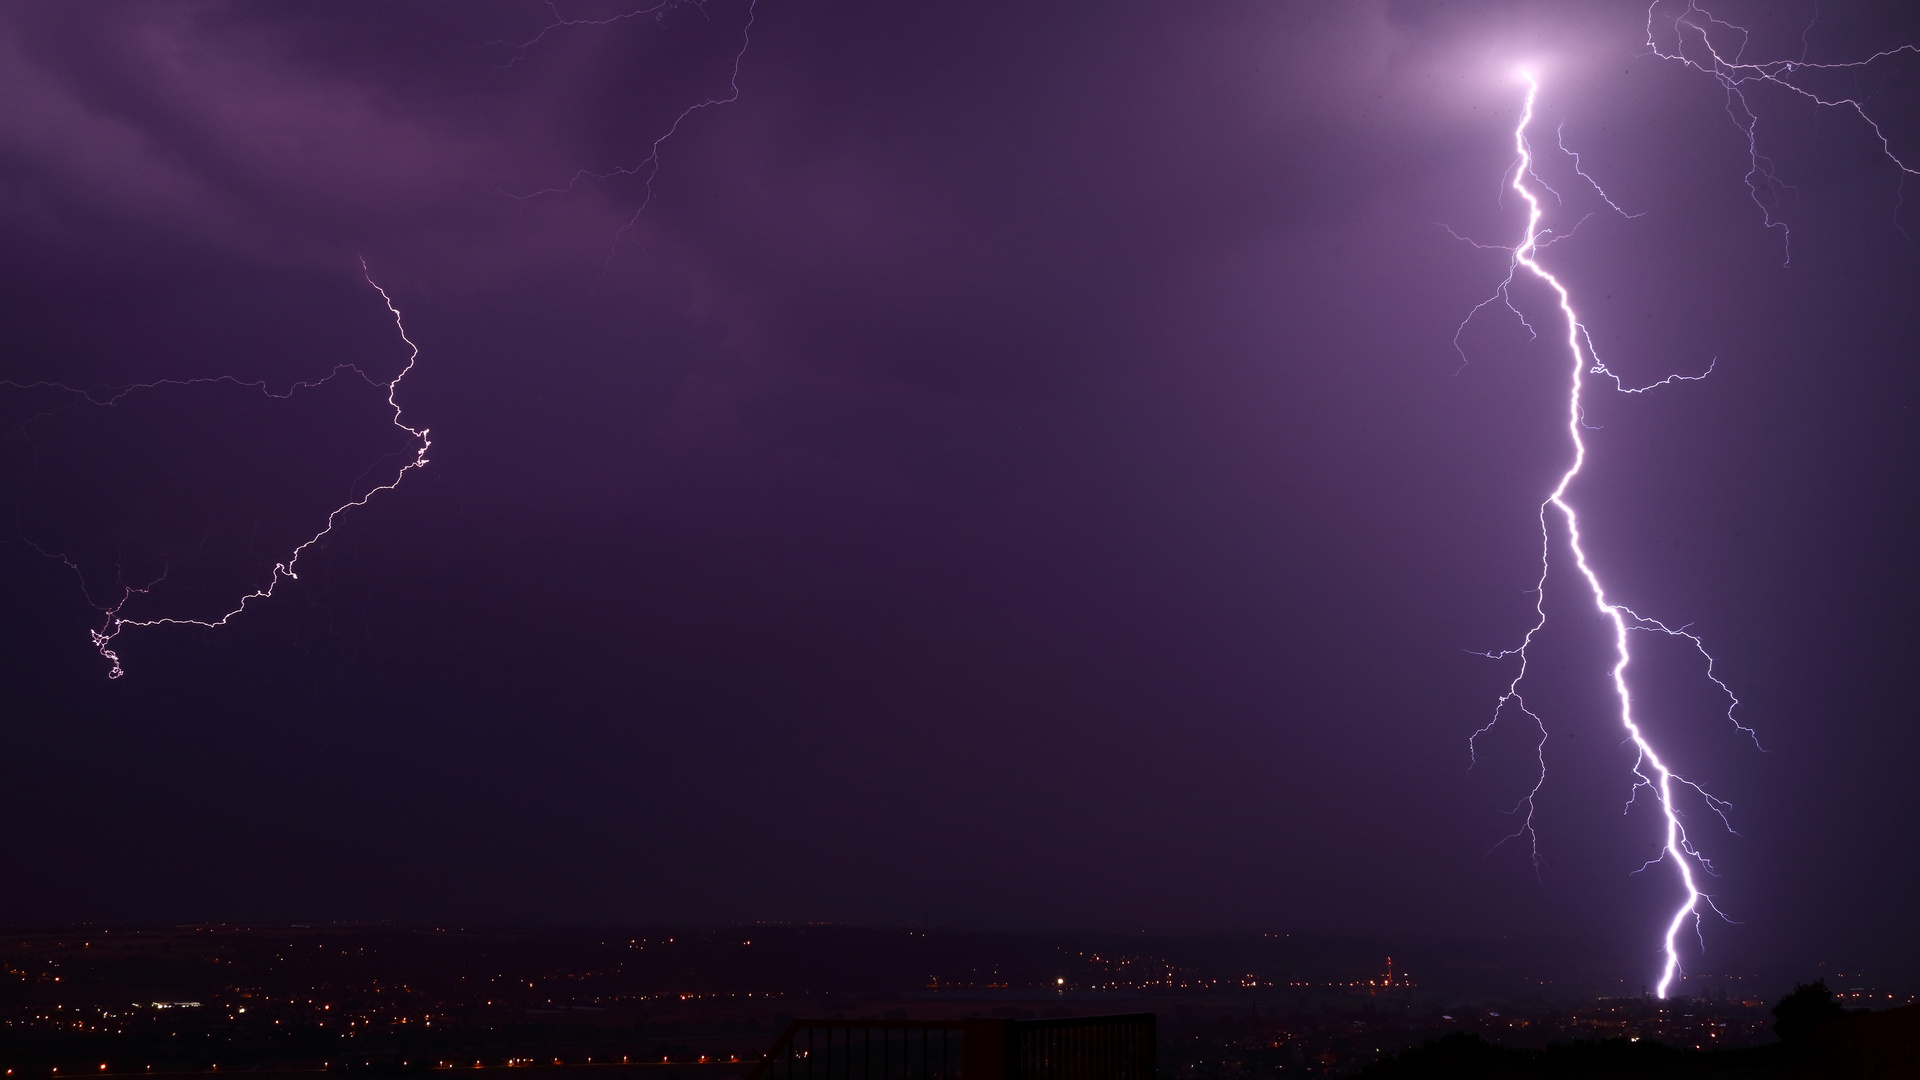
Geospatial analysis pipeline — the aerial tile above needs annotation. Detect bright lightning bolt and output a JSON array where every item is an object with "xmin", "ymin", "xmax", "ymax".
[
  {"xmin": 1462, "ymin": 72, "xmax": 1754, "ymax": 999},
  {"xmin": 4, "ymin": 262, "xmax": 429, "ymax": 679}
]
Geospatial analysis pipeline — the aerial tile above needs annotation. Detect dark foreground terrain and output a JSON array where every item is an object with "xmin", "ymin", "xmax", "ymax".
[{"xmin": 0, "ymin": 926, "xmax": 1912, "ymax": 1077}]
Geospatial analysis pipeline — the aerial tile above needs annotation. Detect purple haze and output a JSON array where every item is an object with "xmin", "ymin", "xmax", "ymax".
[{"xmin": 1, "ymin": 1, "xmax": 1917, "ymax": 985}]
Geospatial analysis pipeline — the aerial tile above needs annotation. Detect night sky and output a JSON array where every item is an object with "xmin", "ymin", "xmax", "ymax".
[{"xmin": 2, "ymin": 1, "xmax": 1917, "ymax": 986}]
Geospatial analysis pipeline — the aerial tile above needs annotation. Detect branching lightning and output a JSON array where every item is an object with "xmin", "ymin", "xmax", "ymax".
[
  {"xmin": 493, "ymin": 0, "xmax": 694, "ymax": 66},
  {"xmin": 2, "ymin": 262, "xmax": 429, "ymax": 678},
  {"xmin": 503, "ymin": 0, "xmax": 759, "ymax": 262},
  {"xmin": 1646, "ymin": 0, "xmax": 1920, "ymax": 261},
  {"xmin": 1459, "ymin": 4, "xmax": 1918, "ymax": 995},
  {"xmin": 7, "ymin": 6, "xmax": 760, "ymax": 677},
  {"xmin": 1461, "ymin": 73, "xmax": 1755, "ymax": 999}
]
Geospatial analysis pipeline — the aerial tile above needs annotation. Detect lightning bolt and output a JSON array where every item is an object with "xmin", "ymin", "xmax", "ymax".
[
  {"xmin": 492, "ymin": 0, "xmax": 696, "ymax": 67},
  {"xmin": 1462, "ymin": 73, "xmax": 1756, "ymax": 999},
  {"xmin": 3, "ymin": 262, "xmax": 428, "ymax": 678},
  {"xmin": 9, "ymin": 3, "xmax": 759, "ymax": 677},
  {"xmin": 502, "ymin": 0, "xmax": 759, "ymax": 264},
  {"xmin": 1646, "ymin": 0, "xmax": 1920, "ymax": 261},
  {"xmin": 1461, "ymin": 1, "xmax": 1920, "ymax": 996}
]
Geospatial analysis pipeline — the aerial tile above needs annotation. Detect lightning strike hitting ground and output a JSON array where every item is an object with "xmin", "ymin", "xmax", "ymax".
[
  {"xmin": 3, "ymin": 263, "xmax": 429, "ymax": 679},
  {"xmin": 1462, "ymin": 74, "xmax": 1755, "ymax": 999},
  {"xmin": 1646, "ymin": 0, "xmax": 1920, "ymax": 262},
  {"xmin": 1462, "ymin": 2, "xmax": 1920, "ymax": 995}
]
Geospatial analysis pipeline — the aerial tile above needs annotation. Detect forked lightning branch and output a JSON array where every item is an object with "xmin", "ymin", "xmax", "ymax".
[
  {"xmin": 1460, "ymin": 73, "xmax": 1748, "ymax": 1000},
  {"xmin": 1461, "ymin": 1, "xmax": 1920, "ymax": 997}
]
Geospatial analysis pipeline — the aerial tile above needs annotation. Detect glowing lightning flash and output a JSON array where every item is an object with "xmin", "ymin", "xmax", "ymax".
[
  {"xmin": 6, "ymin": 262, "xmax": 430, "ymax": 678},
  {"xmin": 1465, "ymin": 73, "xmax": 1754, "ymax": 999}
]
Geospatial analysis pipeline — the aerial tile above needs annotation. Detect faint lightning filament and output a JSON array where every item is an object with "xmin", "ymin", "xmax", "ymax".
[
  {"xmin": 7, "ymin": 262, "xmax": 430, "ymax": 678},
  {"xmin": 1646, "ymin": 0, "xmax": 1920, "ymax": 261}
]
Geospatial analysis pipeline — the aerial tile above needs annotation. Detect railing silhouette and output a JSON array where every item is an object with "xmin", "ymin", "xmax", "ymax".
[{"xmin": 744, "ymin": 1015, "xmax": 1153, "ymax": 1080}]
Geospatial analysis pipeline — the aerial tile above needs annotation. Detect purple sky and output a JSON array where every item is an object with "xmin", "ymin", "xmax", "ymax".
[{"xmin": 2, "ymin": 1, "xmax": 1917, "ymax": 984}]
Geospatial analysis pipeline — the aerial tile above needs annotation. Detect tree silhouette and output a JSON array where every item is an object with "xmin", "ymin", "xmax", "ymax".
[{"xmin": 1773, "ymin": 979, "xmax": 1850, "ymax": 1042}]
